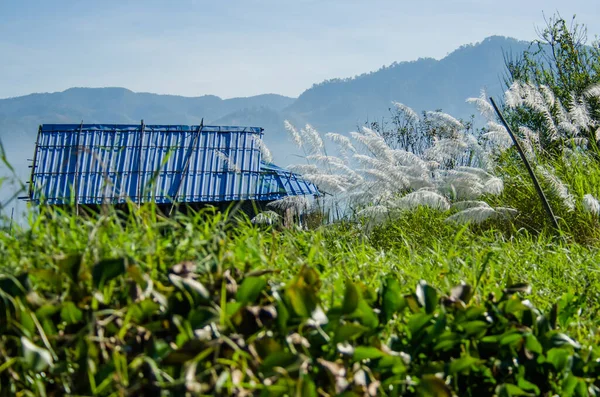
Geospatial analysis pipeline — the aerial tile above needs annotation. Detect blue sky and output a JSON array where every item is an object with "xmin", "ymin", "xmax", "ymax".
[{"xmin": 1, "ymin": 0, "xmax": 599, "ymax": 99}]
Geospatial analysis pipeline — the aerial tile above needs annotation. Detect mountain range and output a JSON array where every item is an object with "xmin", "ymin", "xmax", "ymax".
[{"xmin": 0, "ymin": 35, "xmax": 529, "ymax": 213}]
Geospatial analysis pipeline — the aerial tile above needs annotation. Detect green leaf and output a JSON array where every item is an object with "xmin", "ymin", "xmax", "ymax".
[
  {"xmin": 0, "ymin": 273, "xmax": 30, "ymax": 297},
  {"xmin": 461, "ymin": 320, "xmax": 490, "ymax": 336},
  {"xmin": 352, "ymin": 346, "xmax": 386, "ymax": 361},
  {"xmin": 524, "ymin": 333, "xmax": 543, "ymax": 355},
  {"xmin": 60, "ymin": 302, "xmax": 83, "ymax": 325},
  {"xmin": 418, "ymin": 374, "xmax": 451, "ymax": 397},
  {"xmin": 333, "ymin": 323, "xmax": 368, "ymax": 344},
  {"xmin": 260, "ymin": 351, "xmax": 298, "ymax": 373},
  {"xmin": 497, "ymin": 383, "xmax": 535, "ymax": 396},
  {"xmin": 92, "ymin": 258, "xmax": 126, "ymax": 289},
  {"xmin": 381, "ymin": 277, "xmax": 405, "ymax": 322},
  {"xmin": 169, "ymin": 274, "xmax": 210, "ymax": 301},
  {"xmin": 548, "ymin": 332, "xmax": 581, "ymax": 349},
  {"xmin": 448, "ymin": 356, "xmax": 479, "ymax": 374},
  {"xmin": 416, "ymin": 281, "xmax": 438, "ymax": 314},
  {"xmin": 341, "ymin": 280, "xmax": 360, "ymax": 315},
  {"xmin": 236, "ymin": 277, "xmax": 267, "ymax": 304},
  {"xmin": 56, "ymin": 253, "xmax": 82, "ymax": 282},
  {"xmin": 546, "ymin": 347, "xmax": 571, "ymax": 372},
  {"xmin": 517, "ymin": 377, "xmax": 540, "ymax": 395},
  {"xmin": 349, "ymin": 299, "xmax": 379, "ymax": 329},
  {"xmin": 21, "ymin": 337, "xmax": 53, "ymax": 372},
  {"xmin": 504, "ymin": 283, "xmax": 532, "ymax": 295},
  {"xmin": 298, "ymin": 375, "xmax": 318, "ymax": 397},
  {"xmin": 450, "ymin": 282, "xmax": 473, "ymax": 304}
]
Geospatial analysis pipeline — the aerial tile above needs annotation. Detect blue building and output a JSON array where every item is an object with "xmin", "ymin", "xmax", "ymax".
[{"xmin": 26, "ymin": 122, "xmax": 319, "ymax": 213}]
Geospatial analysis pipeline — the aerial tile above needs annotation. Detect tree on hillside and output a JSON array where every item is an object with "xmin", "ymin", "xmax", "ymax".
[{"xmin": 503, "ymin": 13, "xmax": 600, "ymax": 153}]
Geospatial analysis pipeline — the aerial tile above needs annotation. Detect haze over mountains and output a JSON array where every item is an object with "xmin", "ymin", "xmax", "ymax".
[{"xmin": 0, "ymin": 35, "xmax": 528, "ymax": 213}]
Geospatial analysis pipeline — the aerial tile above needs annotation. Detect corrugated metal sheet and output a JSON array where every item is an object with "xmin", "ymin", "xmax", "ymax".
[
  {"xmin": 28, "ymin": 123, "xmax": 319, "ymax": 205},
  {"xmin": 257, "ymin": 163, "xmax": 320, "ymax": 200}
]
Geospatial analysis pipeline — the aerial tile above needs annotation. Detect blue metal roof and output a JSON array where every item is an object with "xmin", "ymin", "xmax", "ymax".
[
  {"xmin": 28, "ymin": 123, "xmax": 319, "ymax": 205},
  {"xmin": 258, "ymin": 162, "xmax": 321, "ymax": 200}
]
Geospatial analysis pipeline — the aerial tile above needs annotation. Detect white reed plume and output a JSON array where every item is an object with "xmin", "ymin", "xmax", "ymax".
[
  {"xmin": 325, "ymin": 132, "xmax": 357, "ymax": 153},
  {"xmin": 583, "ymin": 84, "xmax": 600, "ymax": 99},
  {"xmin": 536, "ymin": 166, "xmax": 575, "ymax": 211},
  {"xmin": 302, "ymin": 173, "xmax": 348, "ymax": 194},
  {"xmin": 426, "ymin": 111, "xmax": 464, "ymax": 132},
  {"xmin": 357, "ymin": 205, "xmax": 389, "ymax": 222},
  {"xmin": 301, "ymin": 124, "xmax": 324, "ymax": 154},
  {"xmin": 287, "ymin": 164, "xmax": 320, "ymax": 174},
  {"xmin": 451, "ymin": 200, "xmax": 492, "ymax": 211},
  {"xmin": 466, "ymin": 89, "xmax": 495, "ymax": 120},
  {"xmin": 251, "ymin": 211, "xmax": 281, "ymax": 225},
  {"xmin": 446, "ymin": 205, "xmax": 517, "ymax": 224},
  {"xmin": 215, "ymin": 150, "xmax": 240, "ymax": 173},
  {"xmin": 394, "ymin": 189, "xmax": 450, "ymax": 211},
  {"xmin": 392, "ymin": 101, "xmax": 419, "ymax": 121},
  {"xmin": 267, "ymin": 195, "xmax": 309, "ymax": 211},
  {"xmin": 284, "ymin": 120, "xmax": 303, "ymax": 148},
  {"xmin": 252, "ymin": 135, "xmax": 273, "ymax": 163},
  {"xmin": 583, "ymin": 194, "xmax": 600, "ymax": 215}
]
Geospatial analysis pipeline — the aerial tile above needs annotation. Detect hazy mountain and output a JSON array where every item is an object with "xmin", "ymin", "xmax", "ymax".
[{"xmin": 0, "ymin": 35, "xmax": 530, "ymax": 215}]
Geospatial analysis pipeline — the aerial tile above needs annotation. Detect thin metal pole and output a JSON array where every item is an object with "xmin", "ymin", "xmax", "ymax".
[
  {"xmin": 169, "ymin": 119, "xmax": 204, "ymax": 216},
  {"xmin": 136, "ymin": 120, "xmax": 146, "ymax": 205},
  {"xmin": 489, "ymin": 97, "xmax": 560, "ymax": 231},
  {"xmin": 9, "ymin": 208, "xmax": 14, "ymax": 235},
  {"xmin": 28, "ymin": 125, "xmax": 43, "ymax": 201},
  {"xmin": 73, "ymin": 121, "xmax": 84, "ymax": 215}
]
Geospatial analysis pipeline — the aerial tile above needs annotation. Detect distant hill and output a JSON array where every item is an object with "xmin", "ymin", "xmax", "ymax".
[{"xmin": 0, "ymin": 35, "xmax": 530, "ymax": 214}]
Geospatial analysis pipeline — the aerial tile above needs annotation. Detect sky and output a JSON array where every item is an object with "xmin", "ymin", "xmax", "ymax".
[{"xmin": 1, "ymin": 0, "xmax": 599, "ymax": 100}]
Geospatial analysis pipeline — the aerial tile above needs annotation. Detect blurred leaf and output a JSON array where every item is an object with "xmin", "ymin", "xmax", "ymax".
[
  {"xmin": 353, "ymin": 346, "xmax": 386, "ymax": 361},
  {"xmin": 21, "ymin": 337, "xmax": 53, "ymax": 372},
  {"xmin": 0, "ymin": 273, "xmax": 30, "ymax": 297},
  {"xmin": 333, "ymin": 323, "xmax": 368, "ymax": 344},
  {"xmin": 546, "ymin": 348, "xmax": 571, "ymax": 371},
  {"xmin": 450, "ymin": 282, "xmax": 473, "ymax": 304},
  {"xmin": 418, "ymin": 374, "xmax": 451, "ymax": 397},
  {"xmin": 416, "ymin": 281, "xmax": 438, "ymax": 314},
  {"xmin": 381, "ymin": 277, "xmax": 405, "ymax": 322},
  {"xmin": 448, "ymin": 356, "xmax": 480, "ymax": 374},
  {"xmin": 341, "ymin": 280, "xmax": 360, "ymax": 314},
  {"xmin": 524, "ymin": 333, "xmax": 543, "ymax": 355},
  {"xmin": 60, "ymin": 302, "xmax": 83, "ymax": 325},
  {"xmin": 56, "ymin": 254, "xmax": 82, "ymax": 282},
  {"xmin": 349, "ymin": 300, "xmax": 379, "ymax": 329},
  {"xmin": 237, "ymin": 277, "xmax": 267, "ymax": 304},
  {"xmin": 92, "ymin": 258, "xmax": 126, "ymax": 289},
  {"xmin": 504, "ymin": 283, "xmax": 531, "ymax": 295},
  {"xmin": 260, "ymin": 351, "xmax": 298, "ymax": 373},
  {"xmin": 169, "ymin": 274, "xmax": 210, "ymax": 301},
  {"xmin": 549, "ymin": 332, "xmax": 581, "ymax": 349},
  {"xmin": 298, "ymin": 374, "xmax": 318, "ymax": 397}
]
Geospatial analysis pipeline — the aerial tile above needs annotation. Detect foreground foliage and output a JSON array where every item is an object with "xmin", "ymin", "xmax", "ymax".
[
  {"xmin": 0, "ymin": 207, "xmax": 599, "ymax": 396},
  {"xmin": 1, "ymin": 247, "xmax": 599, "ymax": 396}
]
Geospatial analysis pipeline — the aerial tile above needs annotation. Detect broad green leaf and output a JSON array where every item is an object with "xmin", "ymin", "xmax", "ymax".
[
  {"xmin": 448, "ymin": 356, "xmax": 479, "ymax": 374},
  {"xmin": 349, "ymin": 300, "xmax": 379, "ymax": 329},
  {"xmin": 21, "ymin": 337, "xmax": 53, "ymax": 372},
  {"xmin": 461, "ymin": 320, "xmax": 489, "ymax": 336},
  {"xmin": 416, "ymin": 281, "xmax": 438, "ymax": 314},
  {"xmin": 497, "ymin": 383, "xmax": 535, "ymax": 396},
  {"xmin": 341, "ymin": 280, "xmax": 360, "ymax": 314},
  {"xmin": 333, "ymin": 323, "xmax": 368, "ymax": 344},
  {"xmin": 418, "ymin": 374, "xmax": 451, "ymax": 397},
  {"xmin": 549, "ymin": 332, "xmax": 581, "ymax": 349},
  {"xmin": 352, "ymin": 346, "xmax": 386, "ymax": 361},
  {"xmin": 546, "ymin": 348, "xmax": 571, "ymax": 372},
  {"xmin": 298, "ymin": 375, "xmax": 318, "ymax": 397},
  {"xmin": 260, "ymin": 351, "xmax": 298, "ymax": 373},
  {"xmin": 0, "ymin": 273, "xmax": 30, "ymax": 297},
  {"xmin": 381, "ymin": 277, "xmax": 405, "ymax": 322},
  {"xmin": 56, "ymin": 253, "xmax": 82, "ymax": 282},
  {"xmin": 92, "ymin": 258, "xmax": 126, "ymax": 289},
  {"xmin": 450, "ymin": 282, "xmax": 473, "ymax": 304},
  {"xmin": 60, "ymin": 302, "xmax": 83, "ymax": 325},
  {"xmin": 524, "ymin": 333, "xmax": 543, "ymax": 355},
  {"xmin": 237, "ymin": 277, "xmax": 267, "ymax": 304}
]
